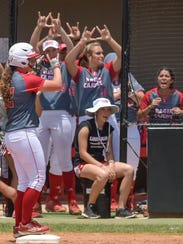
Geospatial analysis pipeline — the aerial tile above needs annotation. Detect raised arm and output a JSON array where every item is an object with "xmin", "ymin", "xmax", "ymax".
[
  {"xmin": 65, "ymin": 26, "xmax": 95, "ymax": 78},
  {"xmin": 41, "ymin": 54, "xmax": 62, "ymax": 92},
  {"xmin": 30, "ymin": 11, "xmax": 52, "ymax": 52},
  {"xmin": 50, "ymin": 13, "xmax": 74, "ymax": 52},
  {"xmin": 96, "ymin": 25, "xmax": 121, "ymax": 73},
  {"xmin": 66, "ymin": 21, "xmax": 81, "ymax": 42}
]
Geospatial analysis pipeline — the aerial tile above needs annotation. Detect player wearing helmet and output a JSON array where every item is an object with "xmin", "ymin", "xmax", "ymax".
[{"xmin": 0, "ymin": 42, "xmax": 62, "ymax": 237}]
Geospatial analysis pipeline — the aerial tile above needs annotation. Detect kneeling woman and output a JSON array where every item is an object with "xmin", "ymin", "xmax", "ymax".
[{"xmin": 74, "ymin": 98, "xmax": 136, "ymax": 219}]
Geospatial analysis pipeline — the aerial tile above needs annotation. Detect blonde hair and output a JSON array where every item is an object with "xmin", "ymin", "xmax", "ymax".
[
  {"xmin": 78, "ymin": 41, "xmax": 102, "ymax": 68},
  {"xmin": 83, "ymin": 41, "xmax": 101, "ymax": 56},
  {"xmin": 0, "ymin": 65, "xmax": 13, "ymax": 106}
]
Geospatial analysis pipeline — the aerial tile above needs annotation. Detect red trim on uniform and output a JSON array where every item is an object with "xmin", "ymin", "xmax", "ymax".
[
  {"xmin": 20, "ymin": 72, "xmax": 45, "ymax": 93},
  {"xmin": 28, "ymin": 53, "xmax": 40, "ymax": 58},
  {"xmin": 104, "ymin": 61, "xmax": 117, "ymax": 80},
  {"xmin": 140, "ymin": 146, "xmax": 147, "ymax": 158}
]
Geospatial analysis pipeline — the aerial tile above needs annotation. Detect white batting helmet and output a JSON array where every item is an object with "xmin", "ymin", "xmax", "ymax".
[{"xmin": 8, "ymin": 42, "xmax": 39, "ymax": 68}]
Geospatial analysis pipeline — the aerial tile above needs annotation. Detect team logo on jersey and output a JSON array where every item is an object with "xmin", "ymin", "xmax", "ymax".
[
  {"xmin": 154, "ymin": 108, "xmax": 173, "ymax": 119},
  {"xmin": 83, "ymin": 76, "xmax": 104, "ymax": 88}
]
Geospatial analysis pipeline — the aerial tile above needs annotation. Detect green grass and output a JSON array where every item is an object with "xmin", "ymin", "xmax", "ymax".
[{"xmin": 0, "ymin": 212, "xmax": 183, "ymax": 234}]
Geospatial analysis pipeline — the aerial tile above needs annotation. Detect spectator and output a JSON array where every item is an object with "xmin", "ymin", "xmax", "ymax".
[{"xmin": 74, "ymin": 98, "xmax": 136, "ymax": 219}]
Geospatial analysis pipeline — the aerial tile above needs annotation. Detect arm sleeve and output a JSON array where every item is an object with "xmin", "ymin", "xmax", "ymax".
[
  {"xmin": 73, "ymin": 66, "xmax": 82, "ymax": 83},
  {"xmin": 21, "ymin": 73, "xmax": 45, "ymax": 93},
  {"xmin": 178, "ymin": 91, "xmax": 183, "ymax": 109},
  {"xmin": 140, "ymin": 93, "xmax": 151, "ymax": 109},
  {"xmin": 105, "ymin": 61, "xmax": 117, "ymax": 80}
]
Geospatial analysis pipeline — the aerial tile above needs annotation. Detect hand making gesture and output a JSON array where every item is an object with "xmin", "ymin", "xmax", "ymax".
[
  {"xmin": 66, "ymin": 21, "xmax": 81, "ymax": 41},
  {"xmin": 37, "ymin": 11, "xmax": 53, "ymax": 29},
  {"xmin": 95, "ymin": 25, "xmax": 112, "ymax": 42},
  {"xmin": 48, "ymin": 12, "xmax": 62, "ymax": 39},
  {"xmin": 80, "ymin": 26, "xmax": 96, "ymax": 43}
]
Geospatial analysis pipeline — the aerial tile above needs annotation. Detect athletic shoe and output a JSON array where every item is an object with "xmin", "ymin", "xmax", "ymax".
[
  {"xmin": 18, "ymin": 220, "xmax": 50, "ymax": 235},
  {"xmin": 69, "ymin": 200, "xmax": 82, "ymax": 215},
  {"xmin": 115, "ymin": 208, "xmax": 136, "ymax": 219},
  {"xmin": 82, "ymin": 204, "xmax": 101, "ymax": 219},
  {"xmin": 13, "ymin": 226, "xmax": 21, "ymax": 238},
  {"xmin": 110, "ymin": 198, "xmax": 118, "ymax": 212},
  {"xmin": 45, "ymin": 198, "xmax": 67, "ymax": 212}
]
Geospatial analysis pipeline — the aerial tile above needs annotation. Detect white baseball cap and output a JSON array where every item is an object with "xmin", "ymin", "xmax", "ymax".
[
  {"xmin": 42, "ymin": 40, "xmax": 59, "ymax": 51},
  {"xmin": 85, "ymin": 98, "xmax": 119, "ymax": 117}
]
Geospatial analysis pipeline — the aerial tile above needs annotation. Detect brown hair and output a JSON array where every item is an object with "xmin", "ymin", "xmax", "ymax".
[{"xmin": 0, "ymin": 65, "xmax": 13, "ymax": 106}]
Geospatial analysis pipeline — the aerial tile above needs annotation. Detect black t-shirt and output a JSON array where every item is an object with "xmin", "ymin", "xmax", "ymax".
[{"xmin": 74, "ymin": 118, "xmax": 114, "ymax": 167}]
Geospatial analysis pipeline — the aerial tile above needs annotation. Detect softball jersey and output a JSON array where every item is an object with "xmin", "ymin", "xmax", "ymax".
[{"xmin": 140, "ymin": 87, "xmax": 183, "ymax": 124}]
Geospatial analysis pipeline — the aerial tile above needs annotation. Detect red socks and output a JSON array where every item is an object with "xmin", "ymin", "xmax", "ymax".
[
  {"xmin": 63, "ymin": 170, "xmax": 76, "ymax": 202},
  {"xmin": 49, "ymin": 173, "xmax": 64, "ymax": 201},
  {"xmin": 14, "ymin": 190, "xmax": 24, "ymax": 226},
  {"xmin": 21, "ymin": 188, "xmax": 40, "ymax": 224}
]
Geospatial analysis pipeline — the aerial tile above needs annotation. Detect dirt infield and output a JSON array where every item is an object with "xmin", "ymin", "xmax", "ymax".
[{"xmin": 0, "ymin": 233, "xmax": 183, "ymax": 244}]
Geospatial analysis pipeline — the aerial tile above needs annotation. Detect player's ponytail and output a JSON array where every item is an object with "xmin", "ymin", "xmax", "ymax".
[{"xmin": 0, "ymin": 65, "xmax": 13, "ymax": 106}]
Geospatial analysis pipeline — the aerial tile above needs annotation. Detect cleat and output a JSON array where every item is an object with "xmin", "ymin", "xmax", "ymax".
[
  {"xmin": 69, "ymin": 200, "xmax": 82, "ymax": 215},
  {"xmin": 18, "ymin": 220, "xmax": 49, "ymax": 235},
  {"xmin": 13, "ymin": 226, "xmax": 22, "ymax": 238},
  {"xmin": 45, "ymin": 198, "xmax": 67, "ymax": 212}
]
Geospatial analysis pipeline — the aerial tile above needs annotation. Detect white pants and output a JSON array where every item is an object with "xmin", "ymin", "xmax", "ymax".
[
  {"xmin": 117, "ymin": 123, "xmax": 140, "ymax": 179},
  {"xmin": 5, "ymin": 128, "xmax": 46, "ymax": 192},
  {"xmin": 37, "ymin": 110, "xmax": 76, "ymax": 175}
]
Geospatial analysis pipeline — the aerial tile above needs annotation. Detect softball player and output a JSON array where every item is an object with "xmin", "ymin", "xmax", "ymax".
[
  {"xmin": 65, "ymin": 25, "xmax": 121, "ymax": 157},
  {"xmin": 2, "ymin": 42, "xmax": 62, "ymax": 237},
  {"xmin": 137, "ymin": 67, "xmax": 183, "ymax": 123},
  {"xmin": 36, "ymin": 39, "xmax": 81, "ymax": 215},
  {"xmin": 65, "ymin": 25, "xmax": 121, "ymax": 212},
  {"xmin": 30, "ymin": 12, "xmax": 81, "ymax": 215}
]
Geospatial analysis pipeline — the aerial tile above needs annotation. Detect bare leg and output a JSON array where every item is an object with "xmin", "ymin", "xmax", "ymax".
[
  {"xmin": 88, "ymin": 177, "xmax": 108, "ymax": 204},
  {"xmin": 0, "ymin": 180, "xmax": 17, "ymax": 202},
  {"xmin": 115, "ymin": 162, "xmax": 134, "ymax": 209},
  {"xmin": 80, "ymin": 164, "xmax": 109, "ymax": 205}
]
